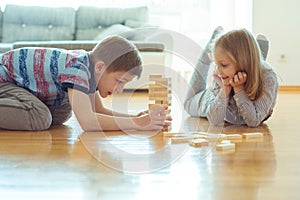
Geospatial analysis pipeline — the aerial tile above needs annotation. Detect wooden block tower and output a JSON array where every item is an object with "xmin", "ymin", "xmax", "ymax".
[{"xmin": 148, "ymin": 74, "xmax": 172, "ymax": 131}]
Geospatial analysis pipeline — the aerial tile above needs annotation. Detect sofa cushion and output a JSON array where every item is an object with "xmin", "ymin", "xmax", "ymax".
[
  {"xmin": 94, "ymin": 24, "xmax": 135, "ymax": 41},
  {"xmin": 76, "ymin": 6, "xmax": 148, "ymax": 40},
  {"xmin": 12, "ymin": 40, "xmax": 164, "ymax": 52},
  {"xmin": 0, "ymin": 7, "xmax": 2, "ymax": 41},
  {"xmin": 124, "ymin": 19, "xmax": 156, "ymax": 29},
  {"xmin": 2, "ymin": 4, "xmax": 76, "ymax": 43}
]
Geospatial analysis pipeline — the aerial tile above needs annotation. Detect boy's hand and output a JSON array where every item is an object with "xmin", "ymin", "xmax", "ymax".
[
  {"xmin": 133, "ymin": 105, "xmax": 172, "ymax": 131},
  {"xmin": 136, "ymin": 110, "xmax": 148, "ymax": 117},
  {"xmin": 229, "ymin": 72, "xmax": 247, "ymax": 94}
]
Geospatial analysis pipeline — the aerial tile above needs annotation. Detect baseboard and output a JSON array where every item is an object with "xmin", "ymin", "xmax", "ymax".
[
  {"xmin": 279, "ymin": 86, "xmax": 300, "ymax": 92},
  {"xmin": 128, "ymin": 86, "xmax": 300, "ymax": 93}
]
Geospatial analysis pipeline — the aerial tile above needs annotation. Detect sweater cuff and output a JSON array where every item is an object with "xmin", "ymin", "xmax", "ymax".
[
  {"xmin": 216, "ymin": 95, "xmax": 229, "ymax": 106},
  {"xmin": 233, "ymin": 90, "xmax": 248, "ymax": 106}
]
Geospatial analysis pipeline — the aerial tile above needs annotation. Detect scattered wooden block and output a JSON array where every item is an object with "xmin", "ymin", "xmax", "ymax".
[
  {"xmin": 192, "ymin": 131, "xmax": 209, "ymax": 136},
  {"xmin": 204, "ymin": 134, "xmax": 227, "ymax": 141},
  {"xmin": 242, "ymin": 132, "xmax": 263, "ymax": 139},
  {"xmin": 221, "ymin": 140, "xmax": 231, "ymax": 144},
  {"xmin": 226, "ymin": 134, "xmax": 242, "ymax": 140},
  {"xmin": 171, "ymin": 136, "xmax": 191, "ymax": 144},
  {"xmin": 189, "ymin": 138, "xmax": 209, "ymax": 147},
  {"xmin": 216, "ymin": 143, "xmax": 235, "ymax": 151},
  {"xmin": 163, "ymin": 132, "xmax": 184, "ymax": 137},
  {"xmin": 193, "ymin": 134, "xmax": 206, "ymax": 139}
]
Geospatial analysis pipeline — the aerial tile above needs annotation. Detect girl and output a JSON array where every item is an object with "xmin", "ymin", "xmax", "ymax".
[{"xmin": 184, "ymin": 27, "xmax": 278, "ymax": 127}]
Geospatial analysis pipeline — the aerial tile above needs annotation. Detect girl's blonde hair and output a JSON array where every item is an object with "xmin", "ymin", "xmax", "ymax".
[
  {"xmin": 215, "ymin": 28, "xmax": 266, "ymax": 100},
  {"xmin": 91, "ymin": 35, "xmax": 142, "ymax": 78}
]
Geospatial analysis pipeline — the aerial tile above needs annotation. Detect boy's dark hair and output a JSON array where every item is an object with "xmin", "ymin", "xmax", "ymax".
[{"xmin": 91, "ymin": 35, "xmax": 142, "ymax": 78}]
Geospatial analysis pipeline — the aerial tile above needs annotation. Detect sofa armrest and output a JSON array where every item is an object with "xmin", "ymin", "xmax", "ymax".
[{"xmin": 12, "ymin": 40, "xmax": 164, "ymax": 52}]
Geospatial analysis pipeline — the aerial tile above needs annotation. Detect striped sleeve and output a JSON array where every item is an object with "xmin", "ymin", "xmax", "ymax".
[
  {"xmin": 233, "ymin": 71, "xmax": 278, "ymax": 127},
  {"xmin": 0, "ymin": 51, "xmax": 15, "ymax": 82},
  {"xmin": 59, "ymin": 52, "xmax": 91, "ymax": 94},
  {"xmin": 207, "ymin": 95, "xmax": 229, "ymax": 126}
]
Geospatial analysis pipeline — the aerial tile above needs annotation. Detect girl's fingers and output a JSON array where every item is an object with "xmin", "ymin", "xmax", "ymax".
[
  {"xmin": 237, "ymin": 72, "xmax": 243, "ymax": 80},
  {"xmin": 234, "ymin": 74, "xmax": 239, "ymax": 83},
  {"xmin": 242, "ymin": 72, "xmax": 247, "ymax": 80}
]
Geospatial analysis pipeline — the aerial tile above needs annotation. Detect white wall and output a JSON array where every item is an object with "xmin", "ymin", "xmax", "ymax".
[{"xmin": 252, "ymin": 0, "xmax": 300, "ymax": 85}]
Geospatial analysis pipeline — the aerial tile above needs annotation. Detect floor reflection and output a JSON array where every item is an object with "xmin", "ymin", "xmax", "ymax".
[
  {"xmin": 80, "ymin": 130, "xmax": 191, "ymax": 174},
  {"xmin": 182, "ymin": 117, "xmax": 276, "ymax": 199}
]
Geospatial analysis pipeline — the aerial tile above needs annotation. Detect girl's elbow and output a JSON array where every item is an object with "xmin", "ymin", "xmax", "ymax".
[
  {"xmin": 207, "ymin": 115, "xmax": 224, "ymax": 126},
  {"xmin": 184, "ymin": 100, "xmax": 196, "ymax": 116},
  {"xmin": 245, "ymin": 120, "xmax": 262, "ymax": 128}
]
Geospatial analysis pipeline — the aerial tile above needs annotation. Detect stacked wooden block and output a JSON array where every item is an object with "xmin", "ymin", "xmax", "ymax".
[{"xmin": 148, "ymin": 75, "xmax": 172, "ymax": 131}]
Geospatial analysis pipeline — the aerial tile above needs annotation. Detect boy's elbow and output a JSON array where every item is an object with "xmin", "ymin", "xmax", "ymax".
[
  {"xmin": 76, "ymin": 113, "xmax": 102, "ymax": 132},
  {"xmin": 80, "ymin": 121, "xmax": 103, "ymax": 132}
]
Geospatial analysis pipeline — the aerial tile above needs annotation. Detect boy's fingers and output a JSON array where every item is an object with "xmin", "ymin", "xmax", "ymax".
[
  {"xmin": 152, "ymin": 117, "xmax": 167, "ymax": 124},
  {"xmin": 166, "ymin": 116, "xmax": 173, "ymax": 121},
  {"xmin": 150, "ymin": 105, "xmax": 164, "ymax": 115},
  {"xmin": 163, "ymin": 121, "xmax": 171, "ymax": 126},
  {"xmin": 152, "ymin": 124, "xmax": 164, "ymax": 130}
]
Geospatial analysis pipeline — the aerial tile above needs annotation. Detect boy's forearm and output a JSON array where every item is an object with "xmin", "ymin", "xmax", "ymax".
[
  {"xmin": 97, "ymin": 114, "xmax": 138, "ymax": 130},
  {"xmin": 97, "ymin": 107, "xmax": 135, "ymax": 117},
  {"xmin": 69, "ymin": 89, "xmax": 139, "ymax": 131},
  {"xmin": 79, "ymin": 112, "xmax": 139, "ymax": 131}
]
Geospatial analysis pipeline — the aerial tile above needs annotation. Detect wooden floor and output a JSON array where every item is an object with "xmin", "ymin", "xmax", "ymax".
[{"xmin": 1, "ymin": 91, "xmax": 300, "ymax": 200}]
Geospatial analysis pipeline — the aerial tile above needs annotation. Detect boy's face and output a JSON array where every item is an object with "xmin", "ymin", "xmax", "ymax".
[{"xmin": 97, "ymin": 70, "xmax": 136, "ymax": 98}]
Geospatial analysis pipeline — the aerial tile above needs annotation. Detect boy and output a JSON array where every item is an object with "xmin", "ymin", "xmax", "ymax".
[{"xmin": 0, "ymin": 36, "xmax": 170, "ymax": 131}]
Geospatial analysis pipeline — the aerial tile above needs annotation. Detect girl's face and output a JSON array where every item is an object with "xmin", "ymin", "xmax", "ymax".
[{"xmin": 214, "ymin": 46, "xmax": 239, "ymax": 85}]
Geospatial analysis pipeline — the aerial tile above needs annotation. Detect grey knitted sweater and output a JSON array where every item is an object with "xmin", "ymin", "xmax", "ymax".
[{"xmin": 184, "ymin": 62, "xmax": 279, "ymax": 127}]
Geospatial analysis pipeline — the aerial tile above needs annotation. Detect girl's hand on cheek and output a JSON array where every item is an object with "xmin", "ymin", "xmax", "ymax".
[
  {"xmin": 230, "ymin": 72, "xmax": 247, "ymax": 93},
  {"xmin": 230, "ymin": 72, "xmax": 247, "ymax": 87},
  {"xmin": 213, "ymin": 72, "xmax": 232, "ymax": 98},
  {"xmin": 213, "ymin": 72, "xmax": 223, "ymax": 87}
]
